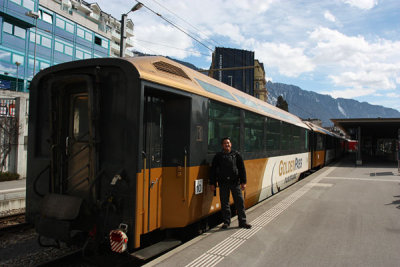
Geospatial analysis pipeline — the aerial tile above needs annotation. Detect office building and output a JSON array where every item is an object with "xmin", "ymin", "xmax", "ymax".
[{"xmin": 0, "ymin": 0, "xmax": 135, "ymax": 177}]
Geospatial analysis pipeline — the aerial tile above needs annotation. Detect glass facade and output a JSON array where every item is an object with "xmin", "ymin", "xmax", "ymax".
[{"xmin": 0, "ymin": 0, "xmax": 111, "ymax": 92}]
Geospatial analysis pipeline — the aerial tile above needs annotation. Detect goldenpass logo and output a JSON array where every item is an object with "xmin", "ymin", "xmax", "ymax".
[{"xmin": 279, "ymin": 158, "xmax": 303, "ymax": 176}]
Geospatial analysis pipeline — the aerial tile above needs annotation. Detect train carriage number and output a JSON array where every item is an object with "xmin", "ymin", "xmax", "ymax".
[{"xmin": 195, "ymin": 179, "xmax": 203, "ymax": 195}]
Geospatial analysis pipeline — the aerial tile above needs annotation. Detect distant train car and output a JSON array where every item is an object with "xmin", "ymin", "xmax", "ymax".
[
  {"xmin": 304, "ymin": 121, "xmax": 344, "ymax": 168},
  {"xmin": 348, "ymin": 140, "xmax": 358, "ymax": 152},
  {"xmin": 27, "ymin": 56, "xmax": 316, "ymax": 255},
  {"xmin": 304, "ymin": 121, "xmax": 327, "ymax": 168}
]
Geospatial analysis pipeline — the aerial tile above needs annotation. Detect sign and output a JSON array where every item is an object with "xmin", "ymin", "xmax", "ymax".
[
  {"xmin": 194, "ymin": 179, "xmax": 203, "ymax": 195},
  {"xmin": 0, "ymin": 80, "xmax": 11, "ymax": 89}
]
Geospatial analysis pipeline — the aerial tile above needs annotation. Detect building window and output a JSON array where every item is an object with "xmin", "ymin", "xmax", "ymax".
[
  {"xmin": 42, "ymin": 37, "xmax": 51, "ymax": 48},
  {"xmin": 65, "ymin": 46, "xmax": 73, "ymax": 56},
  {"xmin": 65, "ymin": 22, "xmax": 74, "ymax": 33},
  {"xmin": 0, "ymin": 50, "xmax": 12, "ymax": 62},
  {"xmin": 0, "ymin": 49, "xmax": 24, "ymax": 66},
  {"xmin": 76, "ymin": 50, "xmax": 83, "ymax": 59},
  {"xmin": 14, "ymin": 26, "xmax": 26, "ymax": 39},
  {"xmin": 12, "ymin": 54, "xmax": 24, "ymax": 65},
  {"xmin": 77, "ymin": 28, "xmax": 84, "ymax": 38},
  {"xmin": 84, "ymin": 31, "xmax": 93, "ymax": 42},
  {"xmin": 23, "ymin": 0, "xmax": 35, "ymax": 10},
  {"xmin": 40, "ymin": 10, "xmax": 53, "ymax": 24},
  {"xmin": 95, "ymin": 36, "xmax": 102, "ymax": 46},
  {"xmin": 55, "ymin": 39, "xmax": 73, "ymax": 56},
  {"xmin": 2, "ymin": 22, "xmax": 26, "ymax": 39},
  {"xmin": 56, "ymin": 18, "xmax": 65, "ymax": 29},
  {"xmin": 55, "ymin": 42, "xmax": 63, "ymax": 52},
  {"xmin": 30, "ymin": 31, "xmax": 52, "ymax": 49},
  {"xmin": 3, "ymin": 22, "xmax": 13, "ymax": 34}
]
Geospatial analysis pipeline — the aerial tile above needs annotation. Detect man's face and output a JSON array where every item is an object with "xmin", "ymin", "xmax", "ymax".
[{"xmin": 222, "ymin": 139, "xmax": 232, "ymax": 153}]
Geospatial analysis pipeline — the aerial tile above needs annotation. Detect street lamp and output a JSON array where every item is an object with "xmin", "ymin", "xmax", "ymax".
[
  {"xmin": 26, "ymin": 11, "xmax": 39, "ymax": 78},
  {"xmin": 120, "ymin": 2, "xmax": 143, "ymax": 57},
  {"xmin": 15, "ymin": 61, "xmax": 21, "ymax": 91}
]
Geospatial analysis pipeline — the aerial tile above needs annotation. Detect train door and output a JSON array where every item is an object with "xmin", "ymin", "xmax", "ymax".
[
  {"xmin": 143, "ymin": 96, "xmax": 163, "ymax": 232},
  {"xmin": 52, "ymin": 78, "xmax": 94, "ymax": 200}
]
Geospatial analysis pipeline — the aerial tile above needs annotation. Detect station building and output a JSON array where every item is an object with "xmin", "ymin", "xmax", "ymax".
[{"xmin": 0, "ymin": 0, "xmax": 136, "ymax": 177}]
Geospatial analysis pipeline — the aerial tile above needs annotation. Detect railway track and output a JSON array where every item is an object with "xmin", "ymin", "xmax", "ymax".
[{"xmin": 0, "ymin": 212, "xmax": 30, "ymax": 232}]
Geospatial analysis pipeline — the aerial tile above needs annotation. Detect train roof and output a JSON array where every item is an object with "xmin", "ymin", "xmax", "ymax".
[
  {"xmin": 303, "ymin": 121, "xmax": 339, "ymax": 137},
  {"xmin": 126, "ymin": 56, "xmax": 309, "ymax": 129}
]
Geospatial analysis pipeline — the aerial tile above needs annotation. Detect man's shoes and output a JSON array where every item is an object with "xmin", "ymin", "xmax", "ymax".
[
  {"xmin": 239, "ymin": 223, "xmax": 252, "ymax": 229},
  {"xmin": 221, "ymin": 223, "xmax": 229, "ymax": 229}
]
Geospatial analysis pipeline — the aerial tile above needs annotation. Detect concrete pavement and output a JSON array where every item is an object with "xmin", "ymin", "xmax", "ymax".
[{"xmin": 147, "ymin": 159, "xmax": 400, "ymax": 267}]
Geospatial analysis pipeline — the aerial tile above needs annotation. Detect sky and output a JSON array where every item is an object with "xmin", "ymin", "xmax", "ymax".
[{"xmin": 93, "ymin": 0, "xmax": 400, "ymax": 112}]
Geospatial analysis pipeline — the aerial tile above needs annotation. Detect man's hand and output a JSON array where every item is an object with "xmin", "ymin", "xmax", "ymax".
[{"xmin": 240, "ymin": 183, "xmax": 246, "ymax": 190}]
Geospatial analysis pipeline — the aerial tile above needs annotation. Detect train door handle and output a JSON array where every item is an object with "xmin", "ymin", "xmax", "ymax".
[
  {"xmin": 66, "ymin": 136, "xmax": 71, "ymax": 156},
  {"xmin": 150, "ymin": 177, "xmax": 159, "ymax": 188}
]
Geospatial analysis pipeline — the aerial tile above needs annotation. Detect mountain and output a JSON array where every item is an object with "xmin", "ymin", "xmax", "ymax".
[{"xmin": 266, "ymin": 81, "xmax": 400, "ymax": 126}]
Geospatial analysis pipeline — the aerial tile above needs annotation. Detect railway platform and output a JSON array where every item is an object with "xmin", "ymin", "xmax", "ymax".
[
  {"xmin": 0, "ymin": 178, "xmax": 26, "ymax": 214},
  {"xmin": 145, "ymin": 157, "xmax": 400, "ymax": 267}
]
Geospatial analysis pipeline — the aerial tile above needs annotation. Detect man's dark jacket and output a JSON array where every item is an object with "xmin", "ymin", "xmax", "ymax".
[{"xmin": 210, "ymin": 150, "xmax": 246, "ymax": 186}]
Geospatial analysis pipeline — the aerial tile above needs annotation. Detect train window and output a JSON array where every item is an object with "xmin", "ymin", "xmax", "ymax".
[
  {"xmin": 292, "ymin": 126, "xmax": 301, "ymax": 152},
  {"xmin": 316, "ymin": 134, "xmax": 324, "ymax": 150},
  {"xmin": 302, "ymin": 129, "xmax": 308, "ymax": 152},
  {"xmin": 244, "ymin": 111, "xmax": 264, "ymax": 152},
  {"xmin": 266, "ymin": 118, "xmax": 280, "ymax": 152},
  {"xmin": 281, "ymin": 122, "xmax": 292, "ymax": 151},
  {"xmin": 72, "ymin": 95, "xmax": 89, "ymax": 141},
  {"xmin": 208, "ymin": 100, "xmax": 240, "ymax": 153}
]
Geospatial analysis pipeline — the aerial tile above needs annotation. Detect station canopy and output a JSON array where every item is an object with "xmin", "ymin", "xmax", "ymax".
[{"xmin": 331, "ymin": 118, "xmax": 400, "ymax": 139}]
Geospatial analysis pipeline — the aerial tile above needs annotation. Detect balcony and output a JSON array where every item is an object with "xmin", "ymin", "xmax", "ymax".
[
  {"xmin": 126, "ymin": 38, "xmax": 134, "ymax": 47},
  {"xmin": 110, "ymin": 42, "xmax": 120, "ymax": 53},
  {"xmin": 111, "ymin": 30, "xmax": 120, "ymax": 41},
  {"xmin": 71, "ymin": 0, "xmax": 92, "ymax": 14},
  {"xmin": 125, "ymin": 50, "xmax": 134, "ymax": 57},
  {"xmin": 126, "ymin": 26, "xmax": 134, "ymax": 37},
  {"xmin": 89, "ymin": 12, "xmax": 100, "ymax": 21}
]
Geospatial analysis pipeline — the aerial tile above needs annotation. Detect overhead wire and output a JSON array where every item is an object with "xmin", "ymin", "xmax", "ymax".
[
  {"xmin": 135, "ymin": 0, "xmax": 214, "ymax": 52},
  {"xmin": 148, "ymin": 0, "xmax": 223, "ymax": 49},
  {"xmin": 133, "ymin": 38, "xmax": 210, "ymax": 57},
  {"xmin": 133, "ymin": 0, "xmax": 255, "ymax": 74}
]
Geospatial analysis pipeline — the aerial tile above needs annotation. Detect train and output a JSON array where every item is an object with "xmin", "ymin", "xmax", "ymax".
[{"xmin": 26, "ymin": 56, "xmax": 346, "ymax": 257}]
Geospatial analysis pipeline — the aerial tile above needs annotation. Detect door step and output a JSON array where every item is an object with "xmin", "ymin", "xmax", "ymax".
[{"xmin": 131, "ymin": 239, "xmax": 181, "ymax": 260}]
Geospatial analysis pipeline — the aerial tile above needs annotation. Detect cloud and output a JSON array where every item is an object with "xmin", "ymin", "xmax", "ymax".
[
  {"xmin": 133, "ymin": 24, "xmax": 196, "ymax": 59},
  {"xmin": 324, "ymin": 11, "xmax": 336, "ymax": 22},
  {"xmin": 254, "ymin": 42, "xmax": 315, "ymax": 77},
  {"xmin": 308, "ymin": 27, "xmax": 400, "ymax": 92},
  {"xmin": 322, "ymin": 87, "xmax": 376, "ymax": 99},
  {"xmin": 342, "ymin": 0, "xmax": 378, "ymax": 10},
  {"xmin": 213, "ymin": 23, "xmax": 245, "ymax": 44}
]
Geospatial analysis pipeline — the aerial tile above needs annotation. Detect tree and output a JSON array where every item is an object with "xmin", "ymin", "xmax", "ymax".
[
  {"xmin": 276, "ymin": 95, "xmax": 289, "ymax": 112},
  {"xmin": 0, "ymin": 116, "xmax": 20, "ymax": 172}
]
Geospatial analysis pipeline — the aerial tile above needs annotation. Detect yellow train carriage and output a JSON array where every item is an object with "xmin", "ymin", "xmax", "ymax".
[{"xmin": 27, "ymin": 56, "xmax": 312, "ymax": 255}]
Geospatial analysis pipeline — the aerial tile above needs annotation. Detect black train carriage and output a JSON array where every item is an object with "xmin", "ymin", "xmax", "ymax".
[{"xmin": 27, "ymin": 56, "xmax": 315, "ymax": 255}]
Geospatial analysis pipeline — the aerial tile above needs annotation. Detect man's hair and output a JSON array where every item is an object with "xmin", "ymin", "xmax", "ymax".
[{"xmin": 221, "ymin": 137, "xmax": 231, "ymax": 144}]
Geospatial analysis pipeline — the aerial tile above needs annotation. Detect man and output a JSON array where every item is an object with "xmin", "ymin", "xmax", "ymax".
[{"xmin": 210, "ymin": 137, "xmax": 252, "ymax": 229}]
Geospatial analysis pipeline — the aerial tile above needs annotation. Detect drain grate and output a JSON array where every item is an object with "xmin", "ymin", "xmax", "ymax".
[{"xmin": 370, "ymin": 172, "xmax": 394, "ymax": 176}]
